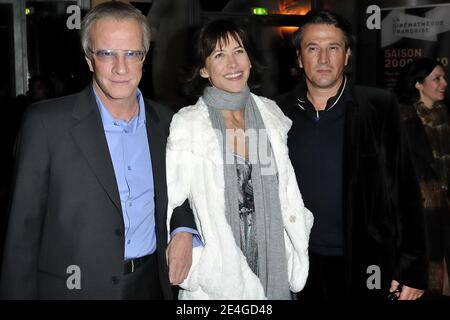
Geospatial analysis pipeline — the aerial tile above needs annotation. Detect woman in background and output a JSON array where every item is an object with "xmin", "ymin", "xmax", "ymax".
[
  {"xmin": 396, "ymin": 57, "xmax": 450, "ymax": 297},
  {"xmin": 165, "ymin": 19, "xmax": 313, "ymax": 299}
]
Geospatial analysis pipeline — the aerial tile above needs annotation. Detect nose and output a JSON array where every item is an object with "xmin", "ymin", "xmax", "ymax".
[
  {"xmin": 318, "ymin": 48, "xmax": 329, "ymax": 64},
  {"xmin": 227, "ymin": 54, "xmax": 238, "ymax": 68},
  {"xmin": 442, "ymin": 77, "xmax": 448, "ymax": 89},
  {"xmin": 112, "ymin": 54, "xmax": 129, "ymax": 75}
]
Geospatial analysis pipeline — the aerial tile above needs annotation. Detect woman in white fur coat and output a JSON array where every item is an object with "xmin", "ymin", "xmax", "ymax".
[{"xmin": 166, "ymin": 19, "xmax": 313, "ymax": 300}]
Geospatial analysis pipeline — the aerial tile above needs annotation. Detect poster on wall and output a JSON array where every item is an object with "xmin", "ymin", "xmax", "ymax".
[{"xmin": 378, "ymin": 4, "xmax": 450, "ymax": 90}]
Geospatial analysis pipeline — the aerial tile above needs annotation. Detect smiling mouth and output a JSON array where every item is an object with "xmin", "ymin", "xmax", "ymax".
[{"xmin": 224, "ymin": 72, "xmax": 243, "ymax": 80}]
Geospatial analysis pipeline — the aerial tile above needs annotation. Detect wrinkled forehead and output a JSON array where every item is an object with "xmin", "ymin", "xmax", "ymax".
[{"xmin": 90, "ymin": 18, "xmax": 143, "ymax": 46}]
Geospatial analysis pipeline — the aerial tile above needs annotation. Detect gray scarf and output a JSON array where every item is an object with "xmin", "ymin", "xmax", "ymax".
[{"xmin": 203, "ymin": 85, "xmax": 290, "ymax": 299}]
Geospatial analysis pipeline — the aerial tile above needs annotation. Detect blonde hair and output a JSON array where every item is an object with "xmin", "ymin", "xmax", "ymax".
[{"xmin": 80, "ymin": 2, "xmax": 151, "ymax": 55}]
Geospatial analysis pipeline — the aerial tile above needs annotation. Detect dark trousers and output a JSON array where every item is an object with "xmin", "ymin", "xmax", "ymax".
[
  {"xmin": 121, "ymin": 253, "xmax": 163, "ymax": 299},
  {"xmin": 297, "ymin": 251, "xmax": 347, "ymax": 301}
]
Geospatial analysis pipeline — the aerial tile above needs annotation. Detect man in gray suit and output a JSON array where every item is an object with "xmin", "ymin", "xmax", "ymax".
[{"xmin": 1, "ymin": 2, "xmax": 195, "ymax": 299}]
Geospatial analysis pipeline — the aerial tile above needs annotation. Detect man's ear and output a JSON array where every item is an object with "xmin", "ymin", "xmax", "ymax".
[
  {"xmin": 85, "ymin": 55, "xmax": 94, "ymax": 72},
  {"xmin": 297, "ymin": 50, "xmax": 303, "ymax": 68},
  {"xmin": 345, "ymin": 48, "xmax": 351, "ymax": 66},
  {"xmin": 415, "ymin": 82, "xmax": 422, "ymax": 90},
  {"xmin": 200, "ymin": 67, "xmax": 209, "ymax": 79}
]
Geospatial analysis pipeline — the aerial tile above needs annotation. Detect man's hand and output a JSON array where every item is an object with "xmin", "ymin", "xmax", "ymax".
[
  {"xmin": 390, "ymin": 280, "xmax": 424, "ymax": 300},
  {"xmin": 166, "ymin": 231, "xmax": 193, "ymax": 285}
]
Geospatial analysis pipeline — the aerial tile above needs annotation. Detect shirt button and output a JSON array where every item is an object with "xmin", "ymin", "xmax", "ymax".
[
  {"xmin": 115, "ymin": 229, "xmax": 123, "ymax": 237},
  {"xmin": 129, "ymin": 202, "xmax": 132, "ymax": 207},
  {"xmin": 289, "ymin": 215, "xmax": 296, "ymax": 223},
  {"xmin": 127, "ymin": 240, "xmax": 131, "ymax": 245},
  {"xmin": 127, "ymin": 165, "xmax": 132, "ymax": 171},
  {"xmin": 111, "ymin": 276, "xmax": 119, "ymax": 285}
]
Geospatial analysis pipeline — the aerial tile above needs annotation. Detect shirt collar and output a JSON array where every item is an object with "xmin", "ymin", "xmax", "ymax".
[
  {"xmin": 296, "ymin": 76, "xmax": 350, "ymax": 112},
  {"xmin": 93, "ymin": 86, "xmax": 147, "ymax": 133}
]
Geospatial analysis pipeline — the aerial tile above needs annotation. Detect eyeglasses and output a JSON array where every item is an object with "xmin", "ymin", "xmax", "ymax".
[{"xmin": 88, "ymin": 49, "xmax": 146, "ymax": 63}]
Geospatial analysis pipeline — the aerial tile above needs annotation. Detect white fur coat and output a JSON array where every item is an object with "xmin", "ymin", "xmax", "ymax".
[{"xmin": 166, "ymin": 94, "xmax": 313, "ymax": 300}]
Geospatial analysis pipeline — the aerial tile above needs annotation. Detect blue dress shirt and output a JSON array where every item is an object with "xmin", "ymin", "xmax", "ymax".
[{"xmin": 94, "ymin": 87, "xmax": 201, "ymax": 261}]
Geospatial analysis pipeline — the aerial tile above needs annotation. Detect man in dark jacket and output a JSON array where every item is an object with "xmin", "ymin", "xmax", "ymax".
[
  {"xmin": 276, "ymin": 10, "xmax": 427, "ymax": 300},
  {"xmin": 1, "ymin": 2, "xmax": 196, "ymax": 299}
]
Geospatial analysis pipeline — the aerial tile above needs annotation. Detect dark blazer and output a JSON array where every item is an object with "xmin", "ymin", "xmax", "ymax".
[
  {"xmin": 0, "ymin": 87, "xmax": 194, "ymax": 299},
  {"xmin": 276, "ymin": 82, "xmax": 428, "ymax": 296}
]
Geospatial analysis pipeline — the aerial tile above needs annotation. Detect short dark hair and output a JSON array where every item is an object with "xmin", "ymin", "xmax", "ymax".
[
  {"xmin": 396, "ymin": 57, "xmax": 444, "ymax": 105},
  {"xmin": 292, "ymin": 10, "xmax": 355, "ymax": 51},
  {"xmin": 184, "ymin": 19, "xmax": 263, "ymax": 98}
]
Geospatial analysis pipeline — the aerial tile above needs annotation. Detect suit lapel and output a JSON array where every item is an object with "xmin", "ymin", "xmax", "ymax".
[
  {"xmin": 345, "ymin": 87, "xmax": 362, "ymax": 191},
  {"xmin": 342, "ymin": 87, "xmax": 362, "ymax": 292},
  {"xmin": 70, "ymin": 87, "xmax": 122, "ymax": 214},
  {"xmin": 144, "ymin": 99, "xmax": 173, "ymax": 298},
  {"xmin": 144, "ymin": 99, "xmax": 168, "ymax": 236}
]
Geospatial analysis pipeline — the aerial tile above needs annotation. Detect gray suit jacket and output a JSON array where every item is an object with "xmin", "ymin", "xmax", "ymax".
[{"xmin": 0, "ymin": 87, "xmax": 194, "ymax": 299}]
